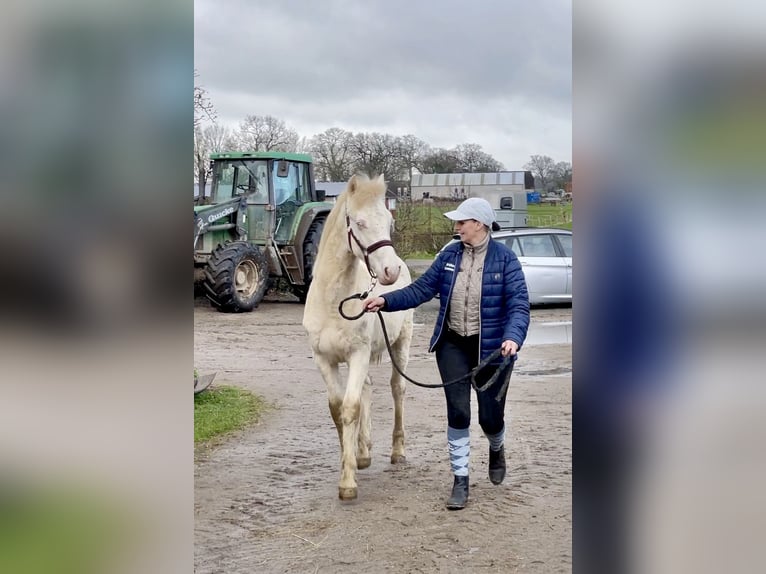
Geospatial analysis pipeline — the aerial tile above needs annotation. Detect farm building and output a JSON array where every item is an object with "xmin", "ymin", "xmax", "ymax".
[
  {"xmin": 316, "ymin": 181, "xmax": 398, "ymax": 211},
  {"xmin": 409, "ymin": 171, "xmax": 535, "ymax": 204},
  {"xmin": 410, "ymin": 171, "xmax": 535, "ymax": 227}
]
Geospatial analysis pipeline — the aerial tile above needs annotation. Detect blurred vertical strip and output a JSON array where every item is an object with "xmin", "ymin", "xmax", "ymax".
[
  {"xmin": 574, "ymin": 2, "xmax": 766, "ymax": 573},
  {"xmin": 0, "ymin": 1, "xmax": 192, "ymax": 573}
]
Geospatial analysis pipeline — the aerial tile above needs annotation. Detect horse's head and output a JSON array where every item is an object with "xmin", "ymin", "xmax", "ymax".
[{"xmin": 344, "ymin": 174, "xmax": 401, "ymax": 285}]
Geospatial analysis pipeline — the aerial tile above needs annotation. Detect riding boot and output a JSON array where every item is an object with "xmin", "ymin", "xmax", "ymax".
[
  {"xmin": 486, "ymin": 426, "xmax": 506, "ymax": 485},
  {"xmin": 489, "ymin": 446, "xmax": 506, "ymax": 485},
  {"xmin": 446, "ymin": 475, "xmax": 469, "ymax": 510},
  {"xmin": 446, "ymin": 426, "xmax": 470, "ymax": 509}
]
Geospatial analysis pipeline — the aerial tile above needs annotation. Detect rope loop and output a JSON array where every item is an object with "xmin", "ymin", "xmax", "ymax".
[{"xmin": 339, "ymin": 296, "xmax": 511, "ymax": 400}]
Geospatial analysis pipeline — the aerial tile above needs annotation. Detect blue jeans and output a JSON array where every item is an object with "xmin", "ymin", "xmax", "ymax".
[{"xmin": 435, "ymin": 329, "xmax": 513, "ymax": 434}]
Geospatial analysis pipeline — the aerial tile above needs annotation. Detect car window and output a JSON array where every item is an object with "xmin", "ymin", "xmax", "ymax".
[
  {"xmin": 502, "ymin": 236, "xmax": 522, "ymax": 256},
  {"xmin": 517, "ymin": 234, "xmax": 558, "ymax": 257},
  {"xmin": 556, "ymin": 234, "xmax": 572, "ymax": 257}
]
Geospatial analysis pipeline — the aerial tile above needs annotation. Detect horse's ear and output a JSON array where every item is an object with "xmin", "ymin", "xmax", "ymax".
[
  {"xmin": 377, "ymin": 174, "xmax": 385, "ymax": 184},
  {"xmin": 348, "ymin": 175, "xmax": 358, "ymax": 195}
]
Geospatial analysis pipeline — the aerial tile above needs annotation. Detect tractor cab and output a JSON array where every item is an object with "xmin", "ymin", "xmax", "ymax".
[
  {"xmin": 194, "ymin": 152, "xmax": 332, "ymax": 312},
  {"xmin": 204, "ymin": 153, "xmax": 317, "ymax": 243}
]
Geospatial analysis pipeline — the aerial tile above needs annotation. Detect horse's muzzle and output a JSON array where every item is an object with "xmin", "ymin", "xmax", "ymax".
[{"xmin": 378, "ymin": 265, "xmax": 401, "ymax": 285}]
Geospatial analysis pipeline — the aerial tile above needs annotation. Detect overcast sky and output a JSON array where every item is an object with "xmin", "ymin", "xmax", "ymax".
[{"xmin": 194, "ymin": 0, "xmax": 571, "ymax": 170}]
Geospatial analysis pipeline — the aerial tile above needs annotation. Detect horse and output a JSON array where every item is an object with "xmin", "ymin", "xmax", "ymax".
[{"xmin": 303, "ymin": 174, "xmax": 414, "ymax": 501}]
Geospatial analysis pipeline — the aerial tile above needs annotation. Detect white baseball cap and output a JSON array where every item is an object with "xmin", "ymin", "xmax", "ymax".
[{"xmin": 444, "ymin": 197, "xmax": 500, "ymax": 231}]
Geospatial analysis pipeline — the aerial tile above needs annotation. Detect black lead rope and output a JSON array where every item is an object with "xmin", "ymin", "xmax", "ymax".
[{"xmin": 338, "ymin": 293, "xmax": 512, "ymax": 402}]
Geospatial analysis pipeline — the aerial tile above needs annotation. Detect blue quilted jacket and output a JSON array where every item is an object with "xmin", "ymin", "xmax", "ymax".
[{"xmin": 382, "ymin": 240, "xmax": 530, "ymax": 364}]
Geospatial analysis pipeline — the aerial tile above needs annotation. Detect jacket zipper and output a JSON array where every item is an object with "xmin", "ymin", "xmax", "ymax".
[
  {"xmin": 477, "ymin": 244, "xmax": 485, "ymax": 361},
  {"xmin": 431, "ymin": 248, "xmax": 461, "ymax": 351},
  {"xmin": 464, "ymin": 247, "xmax": 474, "ymax": 335},
  {"xmin": 477, "ymin": 241, "xmax": 494, "ymax": 361}
]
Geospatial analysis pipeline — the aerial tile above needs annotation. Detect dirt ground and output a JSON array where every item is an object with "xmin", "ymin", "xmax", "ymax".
[{"xmin": 194, "ymin": 287, "xmax": 571, "ymax": 573}]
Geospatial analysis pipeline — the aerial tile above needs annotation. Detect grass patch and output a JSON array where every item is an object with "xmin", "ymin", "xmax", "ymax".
[
  {"xmin": 527, "ymin": 203, "xmax": 572, "ymax": 229},
  {"xmin": 393, "ymin": 200, "xmax": 573, "ymax": 258},
  {"xmin": 194, "ymin": 385, "xmax": 267, "ymax": 443},
  {"xmin": 405, "ymin": 250, "xmax": 437, "ymax": 259}
]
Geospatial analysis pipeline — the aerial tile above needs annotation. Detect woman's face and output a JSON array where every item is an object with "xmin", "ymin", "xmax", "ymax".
[{"xmin": 454, "ymin": 219, "xmax": 487, "ymax": 246}]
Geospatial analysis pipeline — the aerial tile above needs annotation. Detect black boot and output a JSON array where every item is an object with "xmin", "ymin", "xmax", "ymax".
[
  {"xmin": 489, "ymin": 446, "xmax": 506, "ymax": 485},
  {"xmin": 446, "ymin": 475, "xmax": 469, "ymax": 510}
]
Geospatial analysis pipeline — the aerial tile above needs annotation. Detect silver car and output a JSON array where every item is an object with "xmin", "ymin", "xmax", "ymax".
[{"xmin": 442, "ymin": 227, "xmax": 572, "ymax": 305}]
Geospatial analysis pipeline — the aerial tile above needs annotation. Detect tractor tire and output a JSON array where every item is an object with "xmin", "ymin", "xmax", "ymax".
[
  {"xmin": 204, "ymin": 241, "xmax": 269, "ymax": 313},
  {"xmin": 293, "ymin": 216, "xmax": 326, "ymax": 303}
]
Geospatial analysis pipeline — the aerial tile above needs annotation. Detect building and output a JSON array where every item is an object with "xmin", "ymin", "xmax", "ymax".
[
  {"xmin": 316, "ymin": 181, "xmax": 398, "ymax": 211},
  {"xmin": 409, "ymin": 171, "xmax": 534, "ymax": 205},
  {"xmin": 410, "ymin": 171, "xmax": 535, "ymax": 228}
]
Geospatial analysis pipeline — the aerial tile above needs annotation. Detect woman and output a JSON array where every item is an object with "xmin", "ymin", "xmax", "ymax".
[{"xmin": 363, "ymin": 197, "xmax": 530, "ymax": 510}]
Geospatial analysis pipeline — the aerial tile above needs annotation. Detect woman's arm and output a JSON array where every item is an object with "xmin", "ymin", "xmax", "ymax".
[
  {"xmin": 364, "ymin": 250, "xmax": 451, "ymax": 313},
  {"xmin": 502, "ymin": 252, "xmax": 530, "ymax": 350}
]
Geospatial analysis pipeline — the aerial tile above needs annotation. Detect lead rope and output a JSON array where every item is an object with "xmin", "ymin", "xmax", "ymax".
[{"xmin": 338, "ymin": 293, "xmax": 512, "ymax": 401}]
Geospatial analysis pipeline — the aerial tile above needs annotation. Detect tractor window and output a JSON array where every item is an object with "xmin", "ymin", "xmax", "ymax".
[
  {"xmin": 213, "ymin": 163, "xmax": 235, "ymax": 201},
  {"xmin": 246, "ymin": 162, "xmax": 269, "ymax": 204},
  {"xmin": 212, "ymin": 160, "xmax": 269, "ymax": 203},
  {"xmin": 296, "ymin": 162, "xmax": 312, "ymax": 203},
  {"xmin": 234, "ymin": 167, "xmax": 250, "ymax": 196},
  {"xmin": 233, "ymin": 160, "xmax": 269, "ymax": 202},
  {"xmin": 273, "ymin": 161, "xmax": 299, "ymax": 205}
]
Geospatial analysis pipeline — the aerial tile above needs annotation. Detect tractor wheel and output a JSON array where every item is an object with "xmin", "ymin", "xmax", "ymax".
[
  {"xmin": 204, "ymin": 241, "xmax": 269, "ymax": 312},
  {"xmin": 293, "ymin": 216, "xmax": 326, "ymax": 303}
]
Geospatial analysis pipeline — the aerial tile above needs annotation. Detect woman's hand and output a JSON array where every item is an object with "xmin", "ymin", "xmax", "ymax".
[
  {"xmin": 501, "ymin": 339, "xmax": 519, "ymax": 357},
  {"xmin": 363, "ymin": 296, "xmax": 386, "ymax": 313}
]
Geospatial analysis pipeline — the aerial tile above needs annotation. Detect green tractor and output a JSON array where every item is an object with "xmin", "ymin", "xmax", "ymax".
[{"xmin": 194, "ymin": 151, "xmax": 333, "ymax": 312}]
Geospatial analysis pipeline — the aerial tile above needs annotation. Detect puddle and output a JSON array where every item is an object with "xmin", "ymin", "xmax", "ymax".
[{"xmin": 524, "ymin": 321, "xmax": 572, "ymax": 346}]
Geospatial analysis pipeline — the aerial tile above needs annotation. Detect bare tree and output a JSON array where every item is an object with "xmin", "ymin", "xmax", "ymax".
[
  {"xmin": 294, "ymin": 136, "xmax": 312, "ymax": 154},
  {"xmin": 455, "ymin": 143, "xmax": 504, "ymax": 172},
  {"xmin": 418, "ymin": 144, "xmax": 503, "ymax": 174},
  {"xmin": 194, "ymin": 124, "xmax": 234, "ymax": 201},
  {"xmin": 397, "ymin": 134, "xmax": 430, "ymax": 180},
  {"xmin": 420, "ymin": 148, "xmax": 461, "ymax": 174},
  {"xmin": 235, "ymin": 115, "xmax": 299, "ymax": 152},
  {"xmin": 524, "ymin": 154, "xmax": 557, "ymax": 190},
  {"xmin": 551, "ymin": 161, "xmax": 572, "ymax": 189},
  {"xmin": 349, "ymin": 132, "xmax": 402, "ymax": 182},
  {"xmin": 309, "ymin": 127, "xmax": 355, "ymax": 181},
  {"xmin": 194, "ymin": 70, "xmax": 216, "ymax": 128}
]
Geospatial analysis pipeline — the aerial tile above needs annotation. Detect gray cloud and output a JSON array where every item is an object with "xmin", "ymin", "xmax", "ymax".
[{"xmin": 195, "ymin": 0, "xmax": 571, "ymax": 168}]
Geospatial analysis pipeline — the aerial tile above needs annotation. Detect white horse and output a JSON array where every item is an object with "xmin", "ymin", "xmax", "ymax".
[{"xmin": 303, "ymin": 174, "xmax": 413, "ymax": 501}]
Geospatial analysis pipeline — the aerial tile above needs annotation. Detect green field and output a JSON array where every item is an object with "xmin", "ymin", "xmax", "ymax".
[
  {"xmin": 393, "ymin": 200, "xmax": 572, "ymax": 257},
  {"xmin": 395, "ymin": 202, "xmax": 571, "ymax": 231},
  {"xmin": 526, "ymin": 203, "xmax": 572, "ymax": 230}
]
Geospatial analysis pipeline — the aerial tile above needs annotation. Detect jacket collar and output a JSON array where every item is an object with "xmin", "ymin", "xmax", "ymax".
[{"xmin": 462, "ymin": 231, "xmax": 490, "ymax": 255}]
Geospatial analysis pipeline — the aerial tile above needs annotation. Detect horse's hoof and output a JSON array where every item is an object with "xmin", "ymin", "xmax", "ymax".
[
  {"xmin": 338, "ymin": 486, "xmax": 358, "ymax": 501},
  {"xmin": 357, "ymin": 456, "xmax": 372, "ymax": 469},
  {"xmin": 390, "ymin": 454, "xmax": 407, "ymax": 464}
]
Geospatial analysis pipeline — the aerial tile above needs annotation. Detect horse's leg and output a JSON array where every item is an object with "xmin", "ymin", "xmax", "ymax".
[
  {"xmin": 315, "ymin": 355, "xmax": 343, "ymax": 449},
  {"xmin": 356, "ymin": 375, "xmax": 373, "ymax": 470},
  {"xmin": 338, "ymin": 351, "xmax": 371, "ymax": 500},
  {"xmin": 389, "ymin": 319, "xmax": 413, "ymax": 464}
]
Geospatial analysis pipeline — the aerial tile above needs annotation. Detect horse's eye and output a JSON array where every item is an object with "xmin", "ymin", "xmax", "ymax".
[{"xmin": 355, "ymin": 219, "xmax": 367, "ymax": 229}]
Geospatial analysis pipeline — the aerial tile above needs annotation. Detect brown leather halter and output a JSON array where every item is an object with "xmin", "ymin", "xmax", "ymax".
[{"xmin": 346, "ymin": 214, "xmax": 394, "ymax": 278}]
